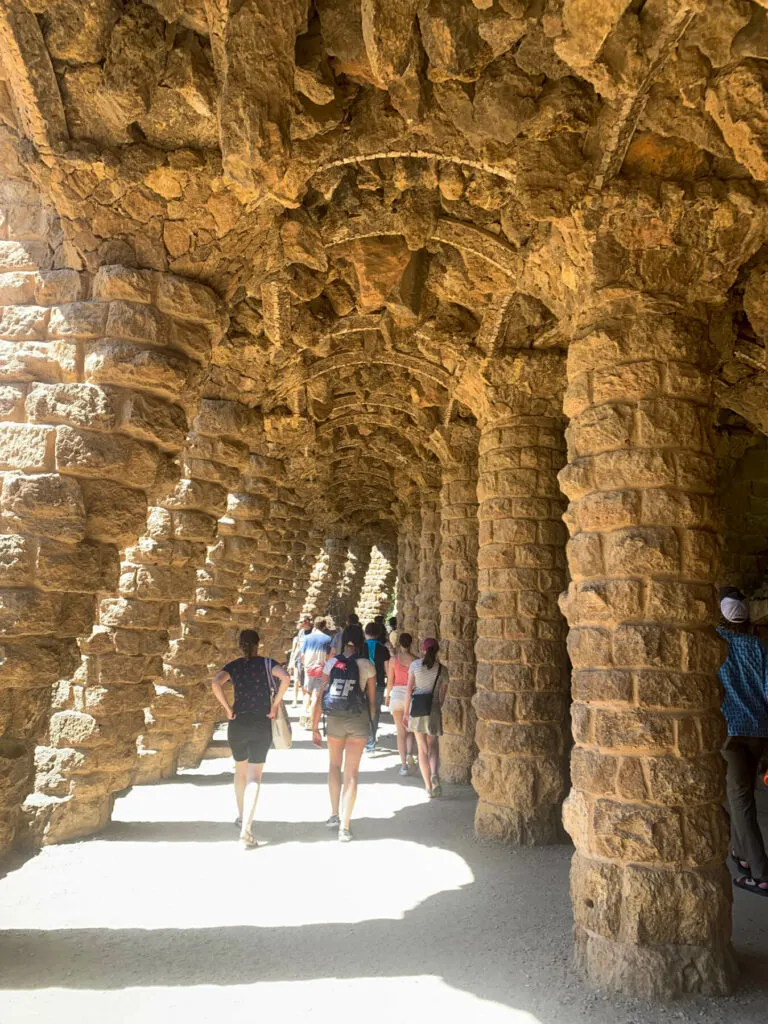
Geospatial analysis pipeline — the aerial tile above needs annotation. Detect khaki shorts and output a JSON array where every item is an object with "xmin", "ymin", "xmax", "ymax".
[{"xmin": 325, "ymin": 713, "xmax": 371, "ymax": 740}]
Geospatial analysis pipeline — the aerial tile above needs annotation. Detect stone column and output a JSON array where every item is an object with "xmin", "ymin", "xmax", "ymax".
[
  {"xmin": 439, "ymin": 440, "xmax": 479, "ymax": 785},
  {"xmin": 329, "ymin": 539, "xmax": 368, "ymax": 626},
  {"xmin": 472, "ymin": 399, "xmax": 570, "ymax": 844},
  {"xmin": 558, "ymin": 299, "xmax": 734, "ymax": 998},
  {"xmin": 356, "ymin": 541, "xmax": 397, "ymax": 624},
  {"xmin": 417, "ymin": 493, "xmax": 441, "ymax": 643},
  {"xmin": 301, "ymin": 533, "xmax": 346, "ymax": 622},
  {"xmin": 134, "ymin": 431, "xmax": 245, "ymax": 784},
  {"xmin": 20, "ymin": 270, "xmax": 226, "ymax": 842},
  {"xmin": 397, "ymin": 507, "xmax": 421, "ymax": 636}
]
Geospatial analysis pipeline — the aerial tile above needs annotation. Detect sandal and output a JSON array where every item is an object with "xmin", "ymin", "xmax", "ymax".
[
  {"xmin": 733, "ymin": 875, "xmax": 768, "ymax": 897},
  {"xmin": 431, "ymin": 774, "xmax": 441, "ymax": 798},
  {"xmin": 239, "ymin": 831, "xmax": 259, "ymax": 849},
  {"xmin": 731, "ymin": 851, "xmax": 750, "ymax": 872}
]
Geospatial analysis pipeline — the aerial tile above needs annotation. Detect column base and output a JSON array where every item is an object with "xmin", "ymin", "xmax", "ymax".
[
  {"xmin": 24, "ymin": 790, "xmax": 115, "ymax": 846},
  {"xmin": 474, "ymin": 799, "xmax": 568, "ymax": 845},
  {"xmin": 574, "ymin": 927, "xmax": 737, "ymax": 999},
  {"xmin": 439, "ymin": 735, "xmax": 475, "ymax": 785}
]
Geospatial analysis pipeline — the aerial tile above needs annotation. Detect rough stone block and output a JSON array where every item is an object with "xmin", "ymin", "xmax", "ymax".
[
  {"xmin": 1, "ymin": 472, "xmax": 86, "ymax": 542},
  {"xmin": 0, "ymin": 423, "xmax": 53, "ymax": 472},
  {"xmin": 80, "ymin": 480, "xmax": 147, "ymax": 545},
  {"xmin": 0, "ymin": 339, "xmax": 79, "ymax": 383},
  {"xmin": 118, "ymin": 392, "xmax": 187, "ymax": 452},
  {"xmin": 84, "ymin": 339, "xmax": 199, "ymax": 399},
  {"xmin": 92, "ymin": 266, "xmax": 154, "ymax": 304},
  {"xmin": 36, "ymin": 539, "xmax": 118, "ymax": 594},
  {"xmin": 48, "ymin": 302, "xmax": 108, "ymax": 339},
  {"xmin": 570, "ymin": 852, "xmax": 622, "ymax": 939},
  {"xmin": 592, "ymin": 798, "xmax": 684, "ymax": 863},
  {"xmin": 55, "ymin": 426, "xmax": 160, "ymax": 486},
  {"xmin": 25, "ymin": 382, "xmax": 117, "ymax": 430},
  {"xmin": 35, "ymin": 269, "xmax": 83, "ymax": 305},
  {"xmin": 0, "ymin": 588, "xmax": 93, "ymax": 638}
]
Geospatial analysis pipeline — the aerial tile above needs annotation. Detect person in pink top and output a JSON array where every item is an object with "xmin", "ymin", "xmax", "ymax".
[{"xmin": 385, "ymin": 632, "xmax": 417, "ymax": 776}]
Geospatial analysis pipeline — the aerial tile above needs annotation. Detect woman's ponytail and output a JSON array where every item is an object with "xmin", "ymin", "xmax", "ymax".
[
  {"xmin": 423, "ymin": 646, "xmax": 436, "ymax": 670},
  {"xmin": 238, "ymin": 629, "xmax": 260, "ymax": 659}
]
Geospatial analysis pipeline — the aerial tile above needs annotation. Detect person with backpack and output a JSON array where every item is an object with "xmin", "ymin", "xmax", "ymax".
[
  {"xmin": 385, "ymin": 631, "xmax": 417, "ymax": 776},
  {"xmin": 364, "ymin": 621, "xmax": 390, "ymax": 752},
  {"xmin": 403, "ymin": 637, "xmax": 448, "ymax": 798},
  {"xmin": 210, "ymin": 629, "xmax": 291, "ymax": 848},
  {"xmin": 311, "ymin": 626, "xmax": 376, "ymax": 841}
]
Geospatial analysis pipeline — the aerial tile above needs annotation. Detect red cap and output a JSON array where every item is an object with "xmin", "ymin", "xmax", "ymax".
[{"xmin": 421, "ymin": 637, "xmax": 438, "ymax": 652}]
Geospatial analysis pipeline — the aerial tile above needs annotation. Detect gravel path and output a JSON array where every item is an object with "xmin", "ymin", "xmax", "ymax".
[{"xmin": 1, "ymin": 715, "xmax": 766, "ymax": 1024}]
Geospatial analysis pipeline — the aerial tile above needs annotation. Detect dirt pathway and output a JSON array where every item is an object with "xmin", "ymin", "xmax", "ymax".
[{"xmin": 1, "ymin": 716, "xmax": 766, "ymax": 1024}]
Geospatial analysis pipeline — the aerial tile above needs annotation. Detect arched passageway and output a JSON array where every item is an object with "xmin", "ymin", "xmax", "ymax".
[{"xmin": 2, "ymin": 0, "xmax": 768, "ymax": 1003}]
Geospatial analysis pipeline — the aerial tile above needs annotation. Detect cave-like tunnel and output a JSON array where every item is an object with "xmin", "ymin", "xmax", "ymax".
[{"xmin": 2, "ymin": 0, "xmax": 768, "ymax": 1006}]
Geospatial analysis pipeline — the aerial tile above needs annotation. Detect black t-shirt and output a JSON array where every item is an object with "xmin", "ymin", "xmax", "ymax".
[
  {"xmin": 364, "ymin": 639, "xmax": 390, "ymax": 686},
  {"xmin": 224, "ymin": 657, "xmax": 276, "ymax": 716}
]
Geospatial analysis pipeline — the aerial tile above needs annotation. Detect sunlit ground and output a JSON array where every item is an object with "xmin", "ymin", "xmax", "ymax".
[{"xmin": 1, "ymin": 714, "xmax": 767, "ymax": 1024}]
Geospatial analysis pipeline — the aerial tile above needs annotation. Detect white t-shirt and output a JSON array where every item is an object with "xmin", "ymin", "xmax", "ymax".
[
  {"xmin": 323, "ymin": 656, "xmax": 376, "ymax": 689},
  {"xmin": 409, "ymin": 658, "xmax": 448, "ymax": 694}
]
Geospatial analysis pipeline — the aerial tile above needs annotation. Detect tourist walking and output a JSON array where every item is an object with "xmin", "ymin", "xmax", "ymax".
[
  {"xmin": 211, "ymin": 629, "xmax": 290, "ymax": 848},
  {"xmin": 364, "ymin": 621, "xmax": 390, "ymax": 752},
  {"xmin": 312, "ymin": 628, "xmax": 377, "ymax": 841},
  {"xmin": 387, "ymin": 617, "xmax": 399, "ymax": 653},
  {"xmin": 403, "ymin": 638, "xmax": 448, "ymax": 798},
  {"xmin": 717, "ymin": 590, "xmax": 768, "ymax": 897},
  {"xmin": 288, "ymin": 616, "xmax": 312, "ymax": 706},
  {"xmin": 385, "ymin": 632, "xmax": 417, "ymax": 775},
  {"xmin": 332, "ymin": 612, "xmax": 361, "ymax": 655},
  {"xmin": 298, "ymin": 617, "xmax": 332, "ymax": 729}
]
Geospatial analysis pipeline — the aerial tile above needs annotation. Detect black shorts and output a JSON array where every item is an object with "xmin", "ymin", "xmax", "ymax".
[{"xmin": 228, "ymin": 713, "xmax": 272, "ymax": 763}]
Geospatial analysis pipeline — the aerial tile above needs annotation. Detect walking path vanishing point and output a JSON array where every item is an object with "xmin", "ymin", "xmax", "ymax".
[{"xmin": 1, "ymin": 712, "xmax": 767, "ymax": 1024}]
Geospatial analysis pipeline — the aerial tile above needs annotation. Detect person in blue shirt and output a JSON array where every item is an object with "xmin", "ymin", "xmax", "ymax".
[{"xmin": 717, "ymin": 589, "xmax": 768, "ymax": 897}]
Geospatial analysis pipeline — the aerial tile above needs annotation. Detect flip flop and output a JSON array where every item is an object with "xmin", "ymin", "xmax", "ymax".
[
  {"xmin": 239, "ymin": 832, "xmax": 259, "ymax": 849},
  {"xmin": 731, "ymin": 852, "xmax": 750, "ymax": 872},
  {"xmin": 733, "ymin": 876, "xmax": 768, "ymax": 897}
]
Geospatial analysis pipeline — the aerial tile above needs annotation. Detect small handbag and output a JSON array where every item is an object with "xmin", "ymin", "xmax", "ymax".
[
  {"xmin": 409, "ymin": 665, "xmax": 442, "ymax": 718},
  {"xmin": 267, "ymin": 658, "xmax": 292, "ymax": 750}
]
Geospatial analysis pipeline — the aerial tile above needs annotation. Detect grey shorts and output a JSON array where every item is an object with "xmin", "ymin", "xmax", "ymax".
[
  {"xmin": 325, "ymin": 713, "xmax": 371, "ymax": 740},
  {"xmin": 304, "ymin": 672, "xmax": 324, "ymax": 693}
]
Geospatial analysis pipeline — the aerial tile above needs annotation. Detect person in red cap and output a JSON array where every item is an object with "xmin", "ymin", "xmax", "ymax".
[{"xmin": 403, "ymin": 638, "xmax": 448, "ymax": 797}]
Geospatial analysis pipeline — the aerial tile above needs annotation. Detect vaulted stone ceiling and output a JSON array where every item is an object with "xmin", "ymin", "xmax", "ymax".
[{"xmin": 2, "ymin": 0, "xmax": 768, "ymax": 529}]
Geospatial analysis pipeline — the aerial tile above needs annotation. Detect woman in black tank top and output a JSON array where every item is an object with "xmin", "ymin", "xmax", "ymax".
[{"xmin": 211, "ymin": 629, "xmax": 290, "ymax": 848}]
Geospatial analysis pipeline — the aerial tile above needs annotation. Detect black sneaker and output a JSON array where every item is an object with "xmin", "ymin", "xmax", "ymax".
[
  {"xmin": 325, "ymin": 814, "xmax": 340, "ymax": 828},
  {"xmin": 234, "ymin": 816, "xmax": 242, "ymax": 829}
]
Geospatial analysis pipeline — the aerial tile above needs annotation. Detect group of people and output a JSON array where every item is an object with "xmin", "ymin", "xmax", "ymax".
[
  {"xmin": 210, "ymin": 588, "xmax": 768, "ymax": 884},
  {"xmin": 211, "ymin": 615, "xmax": 448, "ymax": 847}
]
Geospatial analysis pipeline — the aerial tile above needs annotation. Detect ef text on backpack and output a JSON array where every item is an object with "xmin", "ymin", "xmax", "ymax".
[{"xmin": 322, "ymin": 655, "xmax": 367, "ymax": 717}]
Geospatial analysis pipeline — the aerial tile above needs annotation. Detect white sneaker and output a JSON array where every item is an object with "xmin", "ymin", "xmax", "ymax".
[{"xmin": 399, "ymin": 766, "xmax": 409, "ymax": 776}]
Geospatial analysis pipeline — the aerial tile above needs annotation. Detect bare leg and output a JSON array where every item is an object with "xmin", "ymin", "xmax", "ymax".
[
  {"xmin": 241, "ymin": 762, "xmax": 264, "ymax": 842},
  {"xmin": 340, "ymin": 738, "xmax": 366, "ymax": 829},
  {"xmin": 415, "ymin": 732, "xmax": 431, "ymax": 793},
  {"xmin": 327, "ymin": 737, "xmax": 344, "ymax": 817},
  {"xmin": 234, "ymin": 759, "xmax": 247, "ymax": 818},
  {"xmin": 428, "ymin": 735, "xmax": 439, "ymax": 777},
  {"xmin": 393, "ymin": 709, "xmax": 407, "ymax": 766}
]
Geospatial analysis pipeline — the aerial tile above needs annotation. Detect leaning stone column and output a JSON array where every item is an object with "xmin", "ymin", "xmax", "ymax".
[
  {"xmin": 559, "ymin": 297, "xmax": 734, "ymax": 998},
  {"xmin": 417, "ymin": 492, "xmax": 441, "ymax": 643},
  {"xmin": 356, "ymin": 541, "xmax": 397, "ymax": 624},
  {"xmin": 472, "ymin": 397, "xmax": 570, "ymax": 844},
  {"xmin": 438, "ymin": 431, "xmax": 479, "ymax": 784}
]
